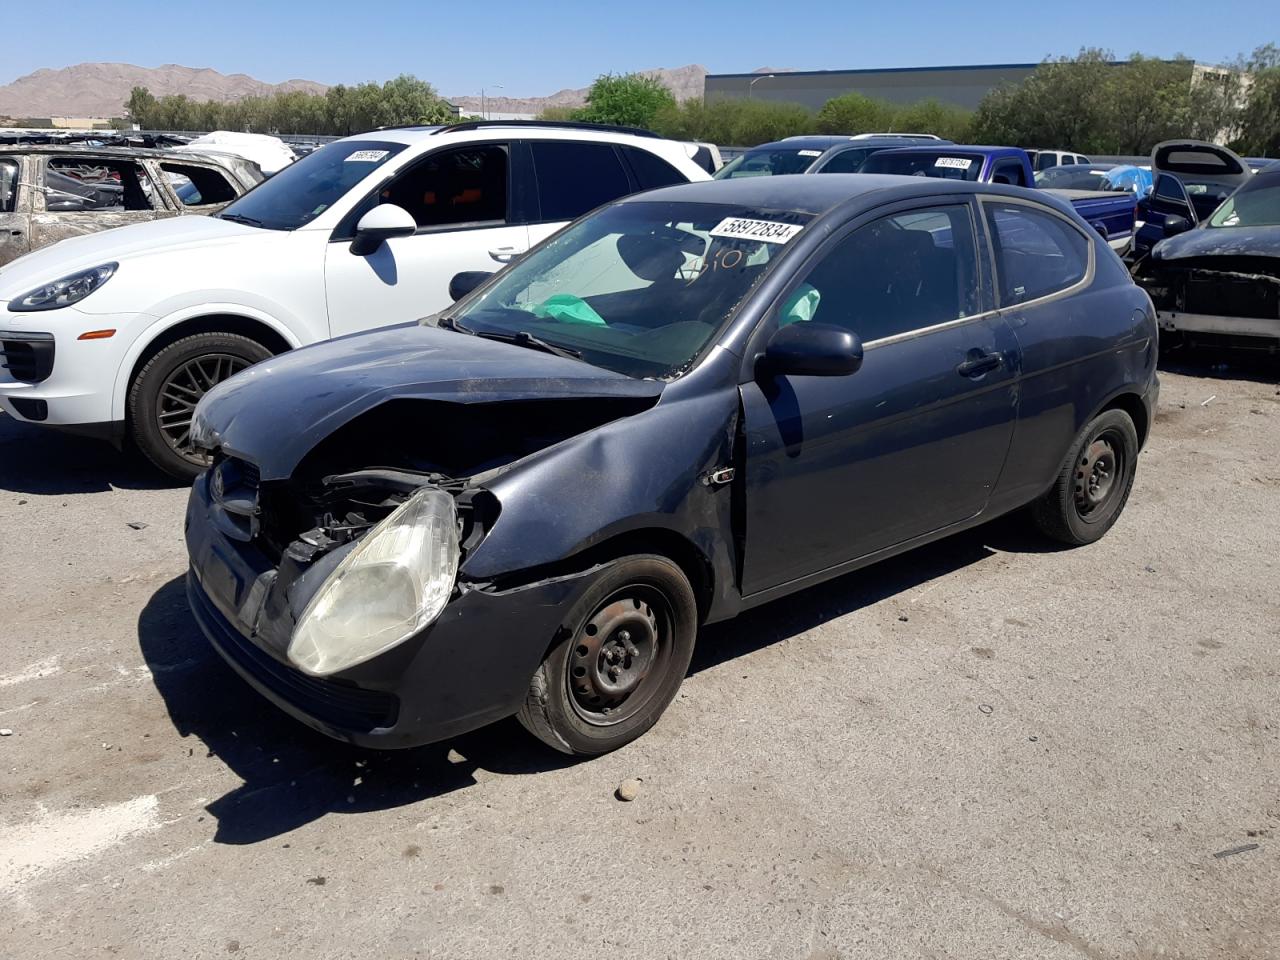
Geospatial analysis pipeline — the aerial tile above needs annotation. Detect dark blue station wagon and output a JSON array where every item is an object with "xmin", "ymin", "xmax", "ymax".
[{"xmin": 184, "ymin": 175, "xmax": 1159, "ymax": 757}]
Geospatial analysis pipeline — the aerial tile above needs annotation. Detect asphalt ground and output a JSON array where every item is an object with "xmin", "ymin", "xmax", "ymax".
[{"xmin": 2, "ymin": 350, "xmax": 1278, "ymax": 959}]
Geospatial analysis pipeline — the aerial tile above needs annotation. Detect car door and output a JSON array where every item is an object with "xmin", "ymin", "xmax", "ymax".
[
  {"xmin": 30, "ymin": 154, "xmax": 175, "ymax": 250},
  {"xmin": 977, "ymin": 197, "xmax": 1117, "ymax": 506},
  {"xmin": 739, "ymin": 198, "xmax": 1019, "ymax": 597},
  {"xmin": 1136, "ymin": 173, "xmax": 1197, "ymax": 256},
  {"xmin": 523, "ymin": 140, "xmax": 640, "ymax": 248},
  {"xmin": 323, "ymin": 142, "xmax": 530, "ymax": 337},
  {"xmin": 0, "ymin": 155, "xmax": 31, "ymax": 266}
]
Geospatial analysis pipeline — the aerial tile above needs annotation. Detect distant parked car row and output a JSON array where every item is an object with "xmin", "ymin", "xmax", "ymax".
[{"xmin": 0, "ymin": 121, "xmax": 710, "ymax": 475}]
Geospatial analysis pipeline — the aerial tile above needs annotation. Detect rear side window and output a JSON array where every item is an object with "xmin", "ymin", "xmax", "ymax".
[
  {"xmin": 991, "ymin": 158, "xmax": 1028, "ymax": 187},
  {"xmin": 984, "ymin": 202, "xmax": 1089, "ymax": 305},
  {"xmin": 622, "ymin": 146, "xmax": 687, "ymax": 190},
  {"xmin": 45, "ymin": 157, "xmax": 156, "ymax": 212},
  {"xmin": 816, "ymin": 148, "xmax": 871, "ymax": 173},
  {"xmin": 0, "ymin": 159, "xmax": 16, "ymax": 213},
  {"xmin": 531, "ymin": 141, "xmax": 631, "ymax": 222},
  {"xmin": 160, "ymin": 162, "xmax": 238, "ymax": 206},
  {"xmin": 788, "ymin": 203, "xmax": 981, "ymax": 343}
]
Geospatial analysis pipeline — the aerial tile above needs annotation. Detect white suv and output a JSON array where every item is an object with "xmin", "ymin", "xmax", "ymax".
[{"xmin": 0, "ymin": 122, "xmax": 708, "ymax": 476}]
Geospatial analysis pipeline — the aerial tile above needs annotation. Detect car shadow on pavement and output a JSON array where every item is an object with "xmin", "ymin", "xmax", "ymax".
[
  {"xmin": 0, "ymin": 412, "xmax": 180, "ymax": 495},
  {"xmin": 691, "ymin": 516, "xmax": 1030, "ymax": 675},
  {"xmin": 137, "ymin": 576, "xmax": 576, "ymax": 846},
  {"xmin": 139, "ymin": 512, "xmax": 1048, "ymax": 844}
]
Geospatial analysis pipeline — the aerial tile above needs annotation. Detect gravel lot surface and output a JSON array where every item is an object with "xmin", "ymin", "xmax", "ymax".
[{"xmin": 1, "ymin": 356, "xmax": 1278, "ymax": 960}]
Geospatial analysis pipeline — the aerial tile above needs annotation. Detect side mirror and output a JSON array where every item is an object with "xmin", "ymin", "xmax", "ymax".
[
  {"xmin": 759, "ymin": 323, "xmax": 863, "ymax": 378},
  {"xmin": 1163, "ymin": 215, "xmax": 1193, "ymax": 238},
  {"xmin": 350, "ymin": 203, "xmax": 417, "ymax": 255},
  {"xmin": 449, "ymin": 270, "xmax": 493, "ymax": 302}
]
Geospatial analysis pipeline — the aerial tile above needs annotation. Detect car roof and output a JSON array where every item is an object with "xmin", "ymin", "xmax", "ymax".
[
  {"xmin": 870, "ymin": 144, "xmax": 1025, "ymax": 156},
  {"xmin": 620, "ymin": 173, "xmax": 1043, "ymax": 216},
  {"xmin": 0, "ymin": 144, "xmax": 240, "ymax": 164},
  {"xmin": 341, "ymin": 123, "xmax": 672, "ymax": 148},
  {"xmin": 750, "ymin": 136, "xmax": 857, "ymax": 151}
]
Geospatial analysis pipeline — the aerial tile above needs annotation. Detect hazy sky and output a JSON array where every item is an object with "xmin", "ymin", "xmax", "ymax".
[{"xmin": 4, "ymin": 0, "xmax": 1264, "ymax": 96}]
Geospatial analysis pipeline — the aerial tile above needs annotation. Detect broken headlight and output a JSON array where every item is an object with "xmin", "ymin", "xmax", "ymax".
[
  {"xmin": 11, "ymin": 263, "xmax": 117, "ymax": 312},
  {"xmin": 287, "ymin": 487, "xmax": 459, "ymax": 676}
]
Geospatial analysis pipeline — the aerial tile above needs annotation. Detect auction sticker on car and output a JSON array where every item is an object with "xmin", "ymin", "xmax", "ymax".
[
  {"xmin": 934, "ymin": 157, "xmax": 973, "ymax": 170},
  {"xmin": 709, "ymin": 217, "xmax": 804, "ymax": 244},
  {"xmin": 345, "ymin": 150, "xmax": 390, "ymax": 163},
  {"xmin": 797, "ymin": 149, "xmax": 823, "ymax": 157}
]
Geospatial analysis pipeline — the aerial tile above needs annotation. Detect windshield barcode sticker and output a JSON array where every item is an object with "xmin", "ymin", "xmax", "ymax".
[
  {"xmin": 797, "ymin": 149, "xmax": 823, "ymax": 157},
  {"xmin": 709, "ymin": 217, "xmax": 804, "ymax": 244},
  {"xmin": 345, "ymin": 150, "xmax": 390, "ymax": 163},
  {"xmin": 934, "ymin": 157, "xmax": 973, "ymax": 170}
]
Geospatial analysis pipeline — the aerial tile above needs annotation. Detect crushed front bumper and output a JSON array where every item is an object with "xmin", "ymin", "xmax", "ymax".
[{"xmin": 184, "ymin": 472, "xmax": 600, "ymax": 749}]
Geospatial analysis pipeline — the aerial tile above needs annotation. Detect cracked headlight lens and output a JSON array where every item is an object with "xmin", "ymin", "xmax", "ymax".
[
  {"xmin": 288, "ymin": 487, "xmax": 459, "ymax": 676},
  {"xmin": 12, "ymin": 263, "xmax": 117, "ymax": 312}
]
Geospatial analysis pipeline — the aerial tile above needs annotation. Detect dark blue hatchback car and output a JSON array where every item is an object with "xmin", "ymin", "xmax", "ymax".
[{"xmin": 184, "ymin": 175, "xmax": 1158, "ymax": 757}]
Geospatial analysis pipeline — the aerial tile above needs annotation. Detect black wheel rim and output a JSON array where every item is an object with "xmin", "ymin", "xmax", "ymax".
[
  {"xmin": 156, "ymin": 353, "xmax": 249, "ymax": 463},
  {"xmin": 1074, "ymin": 428, "xmax": 1126, "ymax": 522},
  {"xmin": 567, "ymin": 586, "xmax": 673, "ymax": 727}
]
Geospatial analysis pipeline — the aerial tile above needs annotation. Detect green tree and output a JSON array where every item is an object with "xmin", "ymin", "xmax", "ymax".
[
  {"xmin": 1235, "ymin": 44, "xmax": 1280, "ymax": 156},
  {"xmin": 651, "ymin": 97, "xmax": 813, "ymax": 145},
  {"xmin": 578, "ymin": 73, "xmax": 676, "ymax": 128},
  {"xmin": 125, "ymin": 86, "xmax": 157, "ymax": 126},
  {"xmin": 890, "ymin": 99, "xmax": 972, "ymax": 141},
  {"xmin": 815, "ymin": 92, "xmax": 895, "ymax": 134}
]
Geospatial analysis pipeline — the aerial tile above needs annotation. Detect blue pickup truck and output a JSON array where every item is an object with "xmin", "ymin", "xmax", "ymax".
[{"xmin": 855, "ymin": 145, "xmax": 1137, "ymax": 254}]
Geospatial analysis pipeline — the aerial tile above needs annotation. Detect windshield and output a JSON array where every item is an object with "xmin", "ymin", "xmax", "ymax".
[
  {"xmin": 858, "ymin": 151, "xmax": 984, "ymax": 181},
  {"xmin": 715, "ymin": 147, "xmax": 821, "ymax": 179},
  {"xmin": 447, "ymin": 201, "xmax": 813, "ymax": 378},
  {"xmin": 217, "ymin": 139, "xmax": 407, "ymax": 230},
  {"xmin": 1208, "ymin": 177, "xmax": 1280, "ymax": 228}
]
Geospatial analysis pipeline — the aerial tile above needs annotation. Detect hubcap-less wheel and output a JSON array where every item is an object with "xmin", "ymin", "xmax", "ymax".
[
  {"xmin": 1074, "ymin": 431, "xmax": 1124, "ymax": 521},
  {"xmin": 156, "ymin": 353, "xmax": 249, "ymax": 462},
  {"xmin": 568, "ymin": 590, "xmax": 670, "ymax": 726}
]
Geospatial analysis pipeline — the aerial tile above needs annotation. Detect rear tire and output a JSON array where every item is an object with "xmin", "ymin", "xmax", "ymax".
[
  {"xmin": 128, "ymin": 332, "xmax": 272, "ymax": 480},
  {"xmin": 517, "ymin": 555, "xmax": 697, "ymax": 756},
  {"xmin": 1031, "ymin": 408, "xmax": 1139, "ymax": 546}
]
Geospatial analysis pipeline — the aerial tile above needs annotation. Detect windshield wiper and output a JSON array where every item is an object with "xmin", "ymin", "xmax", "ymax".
[
  {"xmin": 473, "ymin": 330, "xmax": 582, "ymax": 360},
  {"xmin": 434, "ymin": 315, "xmax": 474, "ymax": 334},
  {"xmin": 219, "ymin": 213, "xmax": 263, "ymax": 227}
]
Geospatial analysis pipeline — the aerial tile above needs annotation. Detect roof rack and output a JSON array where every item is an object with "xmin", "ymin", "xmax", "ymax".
[{"xmin": 434, "ymin": 119, "xmax": 662, "ymax": 139}]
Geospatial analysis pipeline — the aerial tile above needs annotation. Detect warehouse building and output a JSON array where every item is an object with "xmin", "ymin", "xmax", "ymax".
[{"xmin": 704, "ymin": 61, "xmax": 1220, "ymax": 111}]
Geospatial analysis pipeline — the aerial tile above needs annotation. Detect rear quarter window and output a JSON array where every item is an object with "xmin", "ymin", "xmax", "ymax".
[
  {"xmin": 622, "ymin": 146, "xmax": 689, "ymax": 190},
  {"xmin": 984, "ymin": 202, "xmax": 1090, "ymax": 305},
  {"xmin": 531, "ymin": 141, "xmax": 632, "ymax": 222}
]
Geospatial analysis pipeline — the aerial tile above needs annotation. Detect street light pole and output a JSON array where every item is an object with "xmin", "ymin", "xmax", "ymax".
[
  {"xmin": 747, "ymin": 74, "xmax": 775, "ymax": 100},
  {"xmin": 480, "ymin": 84, "xmax": 504, "ymax": 120}
]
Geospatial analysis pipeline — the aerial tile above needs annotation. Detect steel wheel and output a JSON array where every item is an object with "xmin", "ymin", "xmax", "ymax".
[
  {"xmin": 156, "ymin": 353, "xmax": 249, "ymax": 461},
  {"xmin": 1073, "ymin": 428, "xmax": 1126, "ymax": 522},
  {"xmin": 566, "ymin": 587, "xmax": 673, "ymax": 727}
]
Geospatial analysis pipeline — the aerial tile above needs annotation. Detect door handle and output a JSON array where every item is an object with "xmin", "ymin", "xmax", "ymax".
[
  {"xmin": 488, "ymin": 246, "xmax": 524, "ymax": 264},
  {"xmin": 956, "ymin": 350, "xmax": 1003, "ymax": 378}
]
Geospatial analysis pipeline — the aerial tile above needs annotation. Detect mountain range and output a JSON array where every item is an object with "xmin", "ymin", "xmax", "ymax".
[{"xmin": 0, "ymin": 62, "xmax": 791, "ymax": 120}]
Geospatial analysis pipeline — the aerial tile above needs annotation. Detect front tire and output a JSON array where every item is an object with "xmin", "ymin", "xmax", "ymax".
[
  {"xmin": 517, "ymin": 555, "xmax": 698, "ymax": 756},
  {"xmin": 1032, "ymin": 408, "xmax": 1139, "ymax": 545},
  {"xmin": 128, "ymin": 332, "xmax": 272, "ymax": 480}
]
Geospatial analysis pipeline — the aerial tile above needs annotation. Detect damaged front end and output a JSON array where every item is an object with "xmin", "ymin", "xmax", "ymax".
[
  {"xmin": 184, "ymin": 391, "xmax": 661, "ymax": 748},
  {"xmin": 1137, "ymin": 254, "xmax": 1280, "ymax": 346}
]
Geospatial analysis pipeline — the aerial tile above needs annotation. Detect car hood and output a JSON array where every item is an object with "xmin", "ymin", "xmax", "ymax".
[
  {"xmin": 0, "ymin": 215, "xmax": 264, "ymax": 302},
  {"xmin": 1153, "ymin": 225, "xmax": 1280, "ymax": 262},
  {"xmin": 193, "ymin": 322, "xmax": 666, "ymax": 480}
]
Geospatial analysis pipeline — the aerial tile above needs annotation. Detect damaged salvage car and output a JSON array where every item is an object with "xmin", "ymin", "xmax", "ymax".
[
  {"xmin": 1133, "ymin": 163, "xmax": 1280, "ymax": 347},
  {"xmin": 183, "ymin": 175, "xmax": 1159, "ymax": 756}
]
